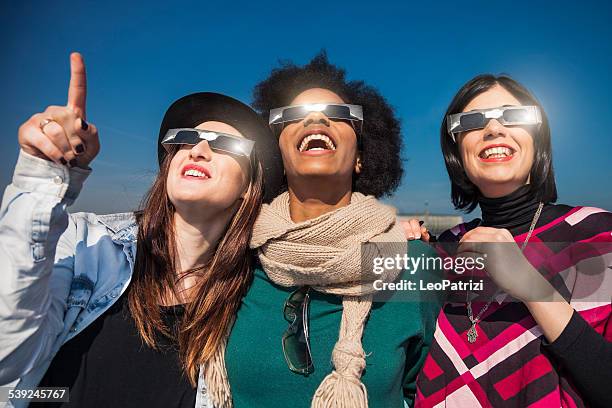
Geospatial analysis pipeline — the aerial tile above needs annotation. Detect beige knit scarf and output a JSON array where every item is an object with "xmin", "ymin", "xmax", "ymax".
[{"xmin": 202, "ymin": 191, "xmax": 407, "ymax": 408}]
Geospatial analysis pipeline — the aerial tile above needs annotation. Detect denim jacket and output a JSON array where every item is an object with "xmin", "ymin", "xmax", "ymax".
[{"xmin": 0, "ymin": 151, "xmax": 211, "ymax": 408}]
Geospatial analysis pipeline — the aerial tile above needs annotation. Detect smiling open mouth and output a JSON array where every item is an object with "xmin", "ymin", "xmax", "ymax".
[
  {"xmin": 479, "ymin": 145, "xmax": 515, "ymax": 160},
  {"xmin": 182, "ymin": 164, "xmax": 211, "ymax": 179},
  {"xmin": 298, "ymin": 134, "xmax": 336, "ymax": 152},
  {"xmin": 184, "ymin": 169, "xmax": 209, "ymax": 178}
]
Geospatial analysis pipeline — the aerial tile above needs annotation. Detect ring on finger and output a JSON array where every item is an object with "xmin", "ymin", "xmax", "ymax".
[{"xmin": 39, "ymin": 118, "xmax": 55, "ymax": 131}]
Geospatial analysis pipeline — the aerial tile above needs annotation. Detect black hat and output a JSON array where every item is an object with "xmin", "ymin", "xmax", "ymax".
[{"xmin": 158, "ymin": 92, "xmax": 284, "ymax": 202}]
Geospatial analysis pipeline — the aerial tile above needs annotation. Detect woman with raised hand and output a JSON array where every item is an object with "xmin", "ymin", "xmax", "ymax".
[
  {"xmin": 0, "ymin": 53, "xmax": 283, "ymax": 408},
  {"xmin": 411, "ymin": 75, "xmax": 612, "ymax": 407},
  {"xmin": 203, "ymin": 52, "xmax": 441, "ymax": 408}
]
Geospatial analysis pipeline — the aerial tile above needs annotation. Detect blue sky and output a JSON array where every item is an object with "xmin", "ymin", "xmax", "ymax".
[{"xmin": 1, "ymin": 0, "xmax": 611, "ymax": 216}]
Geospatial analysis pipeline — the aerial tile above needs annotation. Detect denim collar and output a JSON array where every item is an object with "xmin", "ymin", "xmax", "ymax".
[{"xmin": 95, "ymin": 212, "xmax": 138, "ymax": 244}]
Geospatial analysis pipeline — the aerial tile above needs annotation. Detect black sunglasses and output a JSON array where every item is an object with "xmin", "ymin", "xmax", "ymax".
[{"xmin": 282, "ymin": 286, "xmax": 313, "ymax": 376}]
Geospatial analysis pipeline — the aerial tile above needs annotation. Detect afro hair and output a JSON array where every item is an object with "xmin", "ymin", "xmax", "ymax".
[{"xmin": 252, "ymin": 51, "xmax": 403, "ymax": 198}]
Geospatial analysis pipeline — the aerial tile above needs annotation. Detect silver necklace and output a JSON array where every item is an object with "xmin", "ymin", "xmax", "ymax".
[{"xmin": 466, "ymin": 202, "xmax": 544, "ymax": 343}]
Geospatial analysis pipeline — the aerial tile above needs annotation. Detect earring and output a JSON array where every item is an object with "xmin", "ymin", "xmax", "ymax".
[{"xmin": 355, "ymin": 157, "xmax": 362, "ymax": 173}]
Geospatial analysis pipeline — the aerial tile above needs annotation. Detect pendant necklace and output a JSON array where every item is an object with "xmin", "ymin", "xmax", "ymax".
[{"xmin": 466, "ymin": 202, "xmax": 544, "ymax": 343}]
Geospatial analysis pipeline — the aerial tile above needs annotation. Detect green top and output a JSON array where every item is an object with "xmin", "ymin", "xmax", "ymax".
[{"xmin": 225, "ymin": 240, "xmax": 441, "ymax": 408}]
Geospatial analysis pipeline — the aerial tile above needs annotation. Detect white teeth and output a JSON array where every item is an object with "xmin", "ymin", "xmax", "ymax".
[
  {"xmin": 299, "ymin": 134, "xmax": 336, "ymax": 152},
  {"xmin": 482, "ymin": 146, "xmax": 513, "ymax": 159},
  {"xmin": 184, "ymin": 169, "xmax": 208, "ymax": 178}
]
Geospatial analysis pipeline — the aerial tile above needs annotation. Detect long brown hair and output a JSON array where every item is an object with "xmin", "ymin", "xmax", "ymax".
[{"xmin": 128, "ymin": 145, "xmax": 263, "ymax": 385}]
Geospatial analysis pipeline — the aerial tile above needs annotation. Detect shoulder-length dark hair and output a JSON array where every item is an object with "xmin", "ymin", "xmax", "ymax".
[
  {"xmin": 252, "ymin": 51, "xmax": 403, "ymax": 198},
  {"xmin": 441, "ymin": 74, "xmax": 557, "ymax": 212}
]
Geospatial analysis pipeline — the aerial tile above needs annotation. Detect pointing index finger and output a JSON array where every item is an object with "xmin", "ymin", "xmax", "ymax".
[{"xmin": 67, "ymin": 52, "xmax": 87, "ymax": 119}]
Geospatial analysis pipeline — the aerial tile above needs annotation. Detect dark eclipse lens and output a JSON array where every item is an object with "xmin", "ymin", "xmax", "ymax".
[
  {"xmin": 502, "ymin": 108, "xmax": 529, "ymax": 122},
  {"xmin": 173, "ymin": 130, "xmax": 201, "ymax": 143},
  {"xmin": 459, "ymin": 112, "xmax": 485, "ymax": 130}
]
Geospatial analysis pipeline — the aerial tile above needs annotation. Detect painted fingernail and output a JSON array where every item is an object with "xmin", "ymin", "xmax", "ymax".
[
  {"xmin": 60, "ymin": 158, "xmax": 68, "ymax": 165},
  {"xmin": 81, "ymin": 119, "xmax": 89, "ymax": 131},
  {"xmin": 76, "ymin": 144, "xmax": 85, "ymax": 154},
  {"xmin": 69, "ymin": 159, "xmax": 78, "ymax": 167}
]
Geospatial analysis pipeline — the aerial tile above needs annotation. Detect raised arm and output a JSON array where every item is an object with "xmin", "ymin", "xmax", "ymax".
[{"xmin": 0, "ymin": 53, "xmax": 100, "ymax": 384}]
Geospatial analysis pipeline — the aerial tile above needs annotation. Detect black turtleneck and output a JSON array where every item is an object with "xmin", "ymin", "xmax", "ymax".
[
  {"xmin": 477, "ymin": 184, "xmax": 571, "ymax": 236},
  {"xmin": 480, "ymin": 185, "xmax": 544, "ymax": 229}
]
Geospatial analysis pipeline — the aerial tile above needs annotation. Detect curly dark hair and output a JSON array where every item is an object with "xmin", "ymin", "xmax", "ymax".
[{"xmin": 251, "ymin": 51, "xmax": 403, "ymax": 198}]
